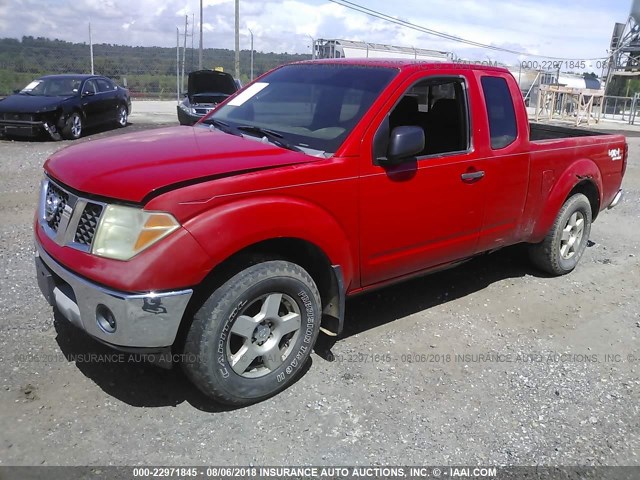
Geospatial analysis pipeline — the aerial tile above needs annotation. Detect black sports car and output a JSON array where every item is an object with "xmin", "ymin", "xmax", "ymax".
[
  {"xmin": 0, "ymin": 74, "xmax": 131, "ymax": 140},
  {"xmin": 177, "ymin": 70, "xmax": 239, "ymax": 125}
]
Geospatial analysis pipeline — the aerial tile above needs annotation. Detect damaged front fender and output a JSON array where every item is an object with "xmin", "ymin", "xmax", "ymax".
[
  {"xmin": 43, "ymin": 121, "xmax": 61, "ymax": 141},
  {"xmin": 42, "ymin": 110, "xmax": 67, "ymax": 141}
]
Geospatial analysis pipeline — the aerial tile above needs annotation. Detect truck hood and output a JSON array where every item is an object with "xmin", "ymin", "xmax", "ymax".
[
  {"xmin": 0, "ymin": 93, "xmax": 72, "ymax": 113},
  {"xmin": 45, "ymin": 126, "xmax": 314, "ymax": 203}
]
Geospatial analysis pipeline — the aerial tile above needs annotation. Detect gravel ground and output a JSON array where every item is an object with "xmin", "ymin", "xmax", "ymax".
[{"xmin": 0, "ymin": 108, "xmax": 639, "ymax": 466}]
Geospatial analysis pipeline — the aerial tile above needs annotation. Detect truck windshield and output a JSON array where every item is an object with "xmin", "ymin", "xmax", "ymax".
[{"xmin": 204, "ymin": 64, "xmax": 398, "ymax": 154}]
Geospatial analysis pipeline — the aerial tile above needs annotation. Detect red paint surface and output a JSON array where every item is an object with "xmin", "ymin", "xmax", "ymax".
[{"xmin": 38, "ymin": 60, "xmax": 626, "ymax": 294}]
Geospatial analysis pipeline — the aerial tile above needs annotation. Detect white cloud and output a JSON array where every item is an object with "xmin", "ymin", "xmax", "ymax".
[{"xmin": 0, "ymin": 0, "xmax": 632, "ymax": 67}]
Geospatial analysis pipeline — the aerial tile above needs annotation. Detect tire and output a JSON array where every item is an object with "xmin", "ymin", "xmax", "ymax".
[
  {"xmin": 61, "ymin": 112, "xmax": 82, "ymax": 140},
  {"xmin": 115, "ymin": 104, "xmax": 128, "ymax": 128},
  {"xmin": 529, "ymin": 193, "xmax": 592, "ymax": 275},
  {"xmin": 182, "ymin": 260, "xmax": 322, "ymax": 405}
]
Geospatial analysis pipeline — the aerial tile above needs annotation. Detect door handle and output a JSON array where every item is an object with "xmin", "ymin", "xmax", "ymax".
[{"xmin": 461, "ymin": 170, "xmax": 485, "ymax": 181}]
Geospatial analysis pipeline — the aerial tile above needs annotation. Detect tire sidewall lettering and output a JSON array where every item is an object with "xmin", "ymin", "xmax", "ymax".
[
  {"xmin": 216, "ymin": 283, "xmax": 319, "ymax": 383},
  {"xmin": 217, "ymin": 299, "xmax": 247, "ymax": 378},
  {"xmin": 276, "ymin": 290, "xmax": 317, "ymax": 380},
  {"xmin": 185, "ymin": 261, "xmax": 322, "ymax": 404}
]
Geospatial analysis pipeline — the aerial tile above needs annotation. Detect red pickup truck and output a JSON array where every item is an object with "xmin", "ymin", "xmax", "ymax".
[{"xmin": 34, "ymin": 60, "xmax": 626, "ymax": 405}]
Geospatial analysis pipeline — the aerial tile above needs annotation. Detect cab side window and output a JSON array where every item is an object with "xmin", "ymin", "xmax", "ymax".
[
  {"xmin": 481, "ymin": 76, "xmax": 517, "ymax": 149},
  {"xmin": 387, "ymin": 78, "xmax": 469, "ymax": 157}
]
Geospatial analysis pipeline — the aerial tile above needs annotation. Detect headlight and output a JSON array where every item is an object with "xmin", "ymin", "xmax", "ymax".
[
  {"xmin": 179, "ymin": 102, "xmax": 194, "ymax": 114},
  {"xmin": 92, "ymin": 205, "xmax": 180, "ymax": 261}
]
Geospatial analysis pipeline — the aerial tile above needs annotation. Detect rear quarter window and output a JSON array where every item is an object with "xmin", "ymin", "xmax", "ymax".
[
  {"xmin": 481, "ymin": 76, "xmax": 517, "ymax": 149},
  {"xmin": 96, "ymin": 78, "xmax": 115, "ymax": 92}
]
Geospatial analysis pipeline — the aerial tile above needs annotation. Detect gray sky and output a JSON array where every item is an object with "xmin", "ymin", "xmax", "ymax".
[{"xmin": 0, "ymin": 0, "xmax": 633, "ymax": 67}]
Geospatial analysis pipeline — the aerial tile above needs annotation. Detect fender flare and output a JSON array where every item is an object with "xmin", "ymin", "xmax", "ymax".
[
  {"xmin": 182, "ymin": 194, "xmax": 356, "ymax": 290},
  {"xmin": 531, "ymin": 158, "xmax": 602, "ymax": 242}
]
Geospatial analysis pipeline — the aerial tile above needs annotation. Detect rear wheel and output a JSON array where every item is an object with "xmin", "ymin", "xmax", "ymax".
[
  {"xmin": 529, "ymin": 193, "xmax": 592, "ymax": 275},
  {"xmin": 182, "ymin": 260, "xmax": 321, "ymax": 405},
  {"xmin": 61, "ymin": 112, "xmax": 82, "ymax": 140},
  {"xmin": 115, "ymin": 104, "xmax": 128, "ymax": 127}
]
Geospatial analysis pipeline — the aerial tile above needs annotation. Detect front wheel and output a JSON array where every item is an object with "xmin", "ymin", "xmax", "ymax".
[
  {"xmin": 182, "ymin": 260, "xmax": 322, "ymax": 405},
  {"xmin": 529, "ymin": 193, "xmax": 592, "ymax": 275},
  {"xmin": 61, "ymin": 112, "xmax": 82, "ymax": 140}
]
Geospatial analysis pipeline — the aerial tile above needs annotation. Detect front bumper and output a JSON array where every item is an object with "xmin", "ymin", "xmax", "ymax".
[
  {"xmin": 35, "ymin": 243, "xmax": 193, "ymax": 349},
  {"xmin": 176, "ymin": 106, "xmax": 203, "ymax": 126},
  {"xmin": 0, "ymin": 119, "xmax": 45, "ymax": 137}
]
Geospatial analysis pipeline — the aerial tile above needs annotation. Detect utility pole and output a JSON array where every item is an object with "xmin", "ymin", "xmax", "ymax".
[
  {"xmin": 181, "ymin": 15, "xmax": 188, "ymax": 94},
  {"xmin": 235, "ymin": 0, "xmax": 240, "ymax": 79},
  {"xmin": 249, "ymin": 29, "xmax": 254, "ymax": 81},
  {"xmin": 191, "ymin": 13, "xmax": 195, "ymax": 72},
  {"xmin": 199, "ymin": 0, "xmax": 203, "ymax": 69},
  {"xmin": 176, "ymin": 27, "xmax": 180, "ymax": 101},
  {"xmin": 89, "ymin": 22, "xmax": 94, "ymax": 74}
]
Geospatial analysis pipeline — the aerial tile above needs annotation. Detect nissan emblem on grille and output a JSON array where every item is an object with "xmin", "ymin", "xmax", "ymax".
[
  {"xmin": 45, "ymin": 186, "xmax": 67, "ymax": 230},
  {"xmin": 45, "ymin": 193, "xmax": 61, "ymax": 222}
]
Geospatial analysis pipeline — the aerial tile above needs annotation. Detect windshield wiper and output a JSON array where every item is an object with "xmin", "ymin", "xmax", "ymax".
[
  {"xmin": 205, "ymin": 118, "xmax": 238, "ymax": 135},
  {"xmin": 237, "ymin": 125, "xmax": 303, "ymax": 153}
]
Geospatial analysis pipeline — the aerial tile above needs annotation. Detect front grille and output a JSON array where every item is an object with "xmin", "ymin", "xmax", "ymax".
[
  {"xmin": 3, "ymin": 112, "xmax": 34, "ymax": 122},
  {"xmin": 40, "ymin": 179, "xmax": 105, "ymax": 252},
  {"xmin": 74, "ymin": 202, "xmax": 103, "ymax": 246},
  {"xmin": 45, "ymin": 183, "xmax": 69, "ymax": 232}
]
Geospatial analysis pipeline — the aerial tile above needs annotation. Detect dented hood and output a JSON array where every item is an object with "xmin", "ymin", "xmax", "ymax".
[{"xmin": 45, "ymin": 126, "xmax": 313, "ymax": 203}]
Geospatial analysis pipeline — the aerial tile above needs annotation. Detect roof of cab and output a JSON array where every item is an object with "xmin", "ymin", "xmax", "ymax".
[{"xmin": 293, "ymin": 57, "xmax": 511, "ymax": 74}]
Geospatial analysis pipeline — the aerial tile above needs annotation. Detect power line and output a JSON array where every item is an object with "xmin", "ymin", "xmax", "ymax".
[{"xmin": 327, "ymin": 0, "xmax": 609, "ymax": 61}]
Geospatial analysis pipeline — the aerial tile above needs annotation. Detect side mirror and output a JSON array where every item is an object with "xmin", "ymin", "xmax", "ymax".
[
  {"xmin": 83, "ymin": 90, "xmax": 94, "ymax": 97},
  {"xmin": 378, "ymin": 126, "xmax": 424, "ymax": 166},
  {"xmin": 13, "ymin": 89, "xmax": 20, "ymax": 94}
]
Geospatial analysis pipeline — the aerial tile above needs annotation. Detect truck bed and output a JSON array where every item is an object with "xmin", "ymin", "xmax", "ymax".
[{"xmin": 529, "ymin": 123, "xmax": 610, "ymax": 141}]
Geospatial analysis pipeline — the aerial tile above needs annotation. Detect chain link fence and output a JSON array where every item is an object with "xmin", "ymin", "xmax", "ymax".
[{"xmin": 0, "ymin": 36, "xmax": 307, "ymax": 98}]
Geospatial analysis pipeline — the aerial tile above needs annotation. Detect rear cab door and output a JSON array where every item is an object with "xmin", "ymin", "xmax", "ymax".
[
  {"xmin": 81, "ymin": 78, "xmax": 116, "ymax": 126},
  {"xmin": 474, "ymin": 71, "xmax": 530, "ymax": 251},
  {"xmin": 95, "ymin": 77, "xmax": 120, "ymax": 123},
  {"xmin": 358, "ymin": 67, "xmax": 489, "ymax": 286}
]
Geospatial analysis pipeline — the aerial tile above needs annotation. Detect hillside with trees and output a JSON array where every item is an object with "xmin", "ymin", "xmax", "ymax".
[{"xmin": 0, "ymin": 36, "xmax": 309, "ymax": 97}]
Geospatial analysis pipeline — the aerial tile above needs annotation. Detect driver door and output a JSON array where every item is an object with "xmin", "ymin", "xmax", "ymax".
[{"xmin": 359, "ymin": 71, "xmax": 487, "ymax": 286}]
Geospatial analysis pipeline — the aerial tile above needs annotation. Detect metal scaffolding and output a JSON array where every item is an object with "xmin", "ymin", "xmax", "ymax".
[{"xmin": 534, "ymin": 85, "xmax": 604, "ymax": 126}]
